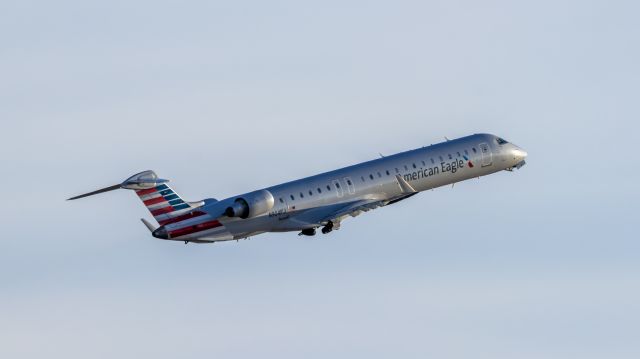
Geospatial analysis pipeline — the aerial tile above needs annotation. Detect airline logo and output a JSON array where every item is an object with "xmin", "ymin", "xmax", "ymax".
[
  {"xmin": 463, "ymin": 155, "xmax": 474, "ymax": 168},
  {"xmin": 137, "ymin": 184, "xmax": 228, "ymax": 238},
  {"xmin": 136, "ymin": 184, "xmax": 190, "ymax": 219}
]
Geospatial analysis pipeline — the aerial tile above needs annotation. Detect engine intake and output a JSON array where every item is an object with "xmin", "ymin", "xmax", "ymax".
[{"xmin": 225, "ymin": 189, "xmax": 275, "ymax": 219}]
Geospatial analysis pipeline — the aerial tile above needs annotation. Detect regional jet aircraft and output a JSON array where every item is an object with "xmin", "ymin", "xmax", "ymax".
[{"xmin": 68, "ymin": 133, "xmax": 527, "ymax": 243}]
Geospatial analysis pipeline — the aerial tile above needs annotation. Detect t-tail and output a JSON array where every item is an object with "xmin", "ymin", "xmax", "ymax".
[{"xmin": 67, "ymin": 170, "xmax": 203, "ymax": 225}]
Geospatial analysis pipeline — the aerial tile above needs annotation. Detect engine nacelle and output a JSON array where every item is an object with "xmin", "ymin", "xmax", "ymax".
[{"xmin": 224, "ymin": 189, "xmax": 275, "ymax": 219}]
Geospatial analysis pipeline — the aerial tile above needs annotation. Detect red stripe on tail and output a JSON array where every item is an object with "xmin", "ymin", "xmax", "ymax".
[
  {"xmin": 159, "ymin": 211, "xmax": 207, "ymax": 226},
  {"xmin": 151, "ymin": 206, "xmax": 174, "ymax": 216},
  {"xmin": 143, "ymin": 197, "xmax": 167, "ymax": 206},
  {"xmin": 136, "ymin": 188, "xmax": 157, "ymax": 196}
]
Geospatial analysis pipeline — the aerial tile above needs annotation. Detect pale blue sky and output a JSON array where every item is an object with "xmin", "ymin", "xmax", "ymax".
[{"xmin": 1, "ymin": 1, "xmax": 639, "ymax": 358}]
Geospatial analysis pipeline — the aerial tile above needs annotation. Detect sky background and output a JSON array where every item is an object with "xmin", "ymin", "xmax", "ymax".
[{"xmin": 1, "ymin": 0, "xmax": 639, "ymax": 358}]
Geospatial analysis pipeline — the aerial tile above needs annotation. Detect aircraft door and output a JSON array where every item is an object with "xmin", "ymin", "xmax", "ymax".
[
  {"xmin": 343, "ymin": 177, "xmax": 355, "ymax": 195},
  {"xmin": 479, "ymin": 142, "xmax": 492, "ymax": 167},
  {"xmin": 332, "ymin": 179, "xmax": 344, "ymax": 198}
]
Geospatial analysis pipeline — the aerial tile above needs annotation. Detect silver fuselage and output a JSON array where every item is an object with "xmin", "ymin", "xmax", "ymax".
[{"xmin": 198, "ymin": 133, "xmax": 527, "ymax": 241}]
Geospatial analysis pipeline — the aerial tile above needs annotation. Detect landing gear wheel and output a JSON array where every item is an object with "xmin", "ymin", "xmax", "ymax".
[
  {"xmin": 321, "ymin": 221, "xmax": 334, "ymax": 234},
  {"xmin": 298, "ymin": 228, "xmax": 317, "ymax": 236}
]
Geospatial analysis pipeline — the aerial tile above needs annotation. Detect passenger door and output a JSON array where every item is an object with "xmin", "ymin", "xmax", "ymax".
[
  {"xmin": 479, "ymin": 142, "xmax": 492, "ymax": 167},
  {"xmin": 343, "ymin": 177, "xmax": 356, "ymax": 195}
]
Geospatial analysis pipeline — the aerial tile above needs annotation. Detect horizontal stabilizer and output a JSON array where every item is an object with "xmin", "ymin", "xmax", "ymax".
[
  {"xmin": 67, "ymin": 184, "xmax": 121, "ymax": 200},
  {"xmin": 67, "ymin": 170, "xmax": 168, "ymax": 201}
]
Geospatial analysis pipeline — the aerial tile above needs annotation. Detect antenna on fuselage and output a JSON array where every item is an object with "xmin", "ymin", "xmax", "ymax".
[{"xmin": 444, "ymin": 136, "xmax": 450, "ymax": 141}]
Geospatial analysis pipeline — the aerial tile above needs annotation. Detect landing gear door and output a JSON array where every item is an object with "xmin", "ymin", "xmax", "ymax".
[{"xmin": 479, "ymin": 142, "xmax": 492, "ymax": 167}]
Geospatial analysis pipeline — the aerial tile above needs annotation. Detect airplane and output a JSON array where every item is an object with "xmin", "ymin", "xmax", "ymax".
[{"xmin": 68, "ymin": 133, "xmax": 527, "ymax": 244}]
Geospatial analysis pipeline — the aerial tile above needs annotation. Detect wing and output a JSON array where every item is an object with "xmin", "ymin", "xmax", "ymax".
[
  {"xmin": 283, "ymin": 175, "xmax": 419, "ymax": 230},
  {"xmin": 321, "ymin": 175, "xmax": 418, "ymax": 226},
  {"xmin": 284, "ymin": 193, "xmax": 418, "ymax": 231},
  {"xmin": 320, "ymin": 198, "xmax": 387, "ymax": 224}
]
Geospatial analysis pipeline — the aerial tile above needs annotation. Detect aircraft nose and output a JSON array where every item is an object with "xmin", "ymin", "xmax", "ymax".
[{"xmin": 512, "ymin": 147, "xmax": 528, "ymax": 160}]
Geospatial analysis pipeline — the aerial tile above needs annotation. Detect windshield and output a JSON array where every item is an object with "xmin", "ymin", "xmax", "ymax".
[{"xmin": 496, "ymin": 137, "xmax": 509, "ymax": 145}]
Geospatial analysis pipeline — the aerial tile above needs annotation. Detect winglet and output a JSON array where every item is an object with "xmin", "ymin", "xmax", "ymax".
[
  {"xmin": 395, "ymin": 175, "xmax": 417, "ymax": 194},
  {"xmin": 141, "ymin": 218, "xmax": 157, "ymax": 232}
]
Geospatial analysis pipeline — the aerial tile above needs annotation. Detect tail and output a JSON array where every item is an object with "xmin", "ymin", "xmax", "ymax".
[
  {"xmin": 68, "ymin": 170, "xmax": 203, "ymax": 224},
  {"xmin": 134, "ymin": 182, "xmax": 201, "ymax": 224}
]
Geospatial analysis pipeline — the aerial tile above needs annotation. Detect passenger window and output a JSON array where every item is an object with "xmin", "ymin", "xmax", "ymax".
[
  {"xmin": 386, "ymin": 170, "xmax": 390, "ymax": 175},
  {"xmin": 421, "ymin": 160, "xmax": 426, "ymax": 166},
  {"xmin": 317, "ymin": 188, "xmax": 322, "ymax": 194},
  {"xmin": 404, "ymin": 165, "xmax": 408, "ymax": 171},
  {"xmin": 472, "ymin": 148, "xmax": 477, "ymax": 153},
  {"xmin": 439, "ymin": 156, "xmax": 443, "ymax": 161},
  {"xmin": 335, "ymin": 182, "xmax": 340, "ymax": 188},
  {"xmin": 457, "ymin": 152, "xmax": 461, "ymax": 157},
  {"xmin": 300, "ymin": 192, "xmax": 304, "ymax": 198},
  {"xmin": 361, "ymin": 176, "xmax": 365, "ymax": 182},
  {"xmin": 395, "ymin": 168, "xmax": 399, "ymax": 174},
  {"xmin": 309, "ymin": 190, "xmax": 313, "ymax": 196},
  {"xmin": 412, "ymin": 163, "xmax": 417, "ymax": 169},
  {"xmin": 290, "ymin": 195, "xmax": 295, "ymax": 200},
  {"xmin": 464, "ymin": 149, "xmax": 469, "ymax": 156},
  {"xmin": 369, "ymin": 174, "xmax": 374, "ymax": 180},
  {"xmin": 448, "ymin": 154, "xmax": 452, "ymax": 159},
  {"xmin": 347, "ymin": 180, "xmax": 352, "ymax": 185},
  {"xmin": 431, "ymin": 158, "xmax": 435, "ymax": 164},
  {"xmin": 377, "ymin": 172, "xmax": 381, "ymax": 177},
  {"xmin": 326, "ymin": 185, "xmax": 331, "ymax": 191},
  {"xmin": 279, "ymin": 198, "xmax": 284, "ymax": 203}
]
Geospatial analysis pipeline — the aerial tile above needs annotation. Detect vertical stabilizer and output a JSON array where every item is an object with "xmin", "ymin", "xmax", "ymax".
[{"xmin": 68, "ymin": 170, "xmax": 203, "ymax": 225}]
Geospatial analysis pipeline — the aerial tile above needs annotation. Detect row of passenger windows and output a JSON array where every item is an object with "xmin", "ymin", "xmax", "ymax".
[
  {"xmin": 279, "ymin": 147, "xmax": 479, "ymax": 202},
  {"xmin": 279, "ymin": 182, "xmax": 340, "ymax": 203}
]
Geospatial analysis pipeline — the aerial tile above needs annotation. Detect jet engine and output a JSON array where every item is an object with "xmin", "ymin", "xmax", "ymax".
[{"xmin": 224, "ymin": 189, "xmax": 275, "ymax": 219}]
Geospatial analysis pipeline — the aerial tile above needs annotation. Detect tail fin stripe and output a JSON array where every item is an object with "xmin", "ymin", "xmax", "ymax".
[
  {"xmin": 127, "ymin": 176, "xmax": 199, "ymax": 224},
  {"xmin": 139, "ymin": 192, "xmax": 162, "ymax": 201},
  {"xmin": 158, "ymin": 211, "xmax": 207, "ymax": 226},
  {"xmin": 155, "ymin": 207, "xmax": 193, "ymax": 221},
  {"xmin": 151, "ymin": 207, "xmax": 175, "ymax": 216},
  {"xmin": 155, "ymin": 184, "xmax": 169, "ymax": 191},
  {"xmin": 136, "ymin": 188, "xmax": 157, "ymax": 196},
  {"xmin": 147, "ymin": 202, "xmax": 170, "ymax": 210},
  {"xmin": 143, "ymin": 197, "xmax": 167, "ymax": 206}
]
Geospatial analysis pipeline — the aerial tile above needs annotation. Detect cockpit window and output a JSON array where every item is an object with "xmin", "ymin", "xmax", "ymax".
[{"xmin": 496, "ymin": 137, "xmax": 509, "ymax": 145}]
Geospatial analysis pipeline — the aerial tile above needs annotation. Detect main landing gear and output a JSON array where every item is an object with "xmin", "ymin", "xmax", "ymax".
[
  {"xmin": 321, "ymin": 221, "xmax": 334, "ymax": 234},
  {"xmin": 298, "ymin": 221, "xmax": 335, "ymax": 237}
]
